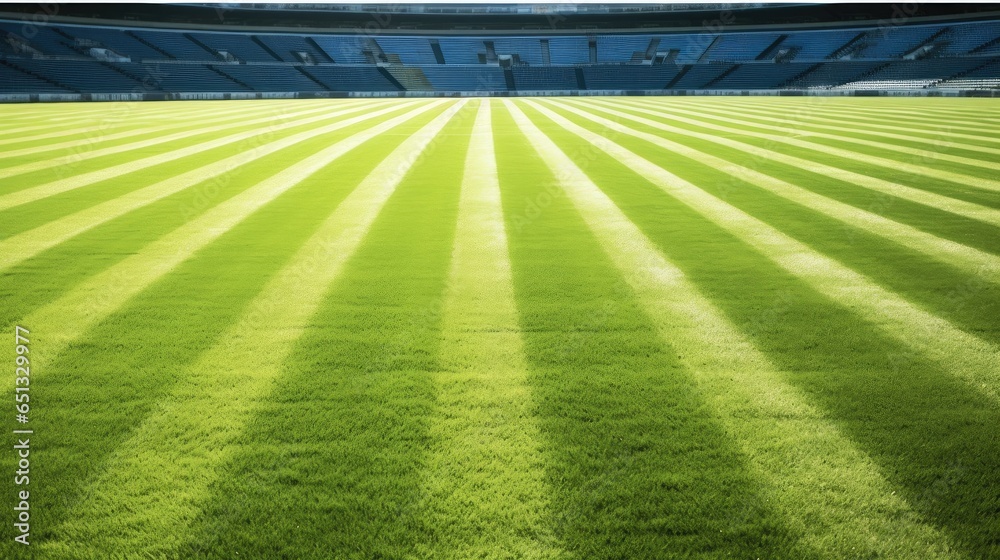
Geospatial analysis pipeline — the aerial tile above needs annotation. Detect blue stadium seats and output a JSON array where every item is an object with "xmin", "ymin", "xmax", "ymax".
[
  {"xmin": 788, "ymin": 61, "xmax": 884, "ymax": 88},
  {"xmin": 190, "ymin": 32, "xmax": 280, "ymax": 62},
  {"xmin": 657, "ymin": 34, "xmax": 716, "ymax": 64},
  {"xmin": 213, "ymin": 64, "xmax": 324, "ymax": 91},
  {"xmin": 708, "ymin": 62, "xmax": 815, "ymax": 89},
  {"xmin": 436, "ymin": 37, "xmax": 485, "ymax": 64},
  {"xmin": 310, "ymin": 35, "xmax": 369, "ymax": 64},
  {"xmin": 421, "ymin": 65, "xmax": 506, "ymax": 91},
  {"xmin": 492, "ymin": 38, "xmax": 544, "ymax": 66},
  {"xmin": 1, "ymin": 17, "xmax": 998, "ymax": 95},
  {"xmin": 375, "ymin": 37, "xmax": 437, "ymax": 65},
  {"xmin": 596, "ymin": 35, "xmax": 648, "ymax": 63},
  {"xmin": 861, "ymin": 25, "xmax": 946, "ymax": 59},
  {"xmin": 709, "ymin": 33, "xmax": 782, "ymax": 61},
  {"xmin": 512, "ymin": 66, "xmax": 577, "ymax": 90},
  {"xmin": 301, "ymin": 66, "xmax": 399, "ymax": 91},
  {"xmin": 114, "ymin": 62, "xmax": 251, "ymax": 92},
  {"xmin": 0, "ymin": 22, "xmax": 82, "ymax": 57},
  {"xmin": 671, "ymin": 63, "xmax": 736, "ymax": 89},
  {"xmin": 547, "ymin": 37, "xmax": 590, "ymax": 65},
  {"xmin": 55, "ymin": 25, "xmax": 166, "ymax": 60},
  {"xmin": 255, "ymin": 34, "xmax": 329, "ymax": 63},
  {"xmin": 0, "ymin": 61, "xmax": 70, "ymax": 92},
  {"xmin": 582, "ymin": 65, "xmax": 680, "ymax": 90},
  {"xmin": 9, "ymin": 58, "xmax": 142, "ymax": 92},
  {"xmin": 129, "ymin": 30, "xmax": 208, "ymax": 60},
  {"xmin": 782, "ymin": 29, "xmax": 860, "ymax": 60},
  {"xmin": 937, "ymin": 22, "xmax": 1000, "ymax": 55}
]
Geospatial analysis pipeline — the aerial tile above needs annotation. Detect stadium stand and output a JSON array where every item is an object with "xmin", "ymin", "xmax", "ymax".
[
  {"xmin": 1, "ymin": 3, "xmax": 999, "ymax": 99},
  {"xmin": 421, "ymin": 65, "xmax": 506, "ymax": 91},
  {"xmin": 582, "ymin": 65, "xmax": 681, "ymax": 90}
]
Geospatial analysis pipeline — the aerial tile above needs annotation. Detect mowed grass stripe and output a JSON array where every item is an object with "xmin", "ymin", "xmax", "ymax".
[
  {"xmin": 506, "ymin": 100, "xmax": 959, "ymax": 559},
  {"xmin": 539, "ymin": 99, "xmax": 1000, "ymax": 284},
  {"xmin": 0, "ymin": 102, "xmax": 352, "ymax": 183},
  {"xmin": 560, "ymin": 100, "xmax": 1000, "ymax": 259},
  {"xmin": 5, "ymin": 100, "xmax": 449, "ymax": 390},
  {"xmin": 495, "ymin": 105, "xmax": 804, "ymax": 559},
  {"xmin": 419, "ymin": 100, "xmax": 562, "ymax": 559},
  {"xmin": 667, "ymin": 103, "xmax": 1000, "ymax": 184},
  {"xmin": 170, "ymin": 102, "xmax": 469, "ymax": 559},
  {"xmin": 713, "ymin": 97, "xmax": 1000, "ymax": 122},
  {"xmin": 0, "ymin": 100, "xmax": 301, "ymax": 147},
  {"xmin": 571, "ymin": 98, "xmax": 1000, "ymax": 227},
  {"xmin": 0, "ymin": 105, "xmax": 425, "ymax": 334},
  {"xmin": 0, "ymin": 100, "xmax": 411, "ymax": 272},
  {"xmin": 600, "ymin": 98, "xmax": 1000, "ymax": 211},
  {"xmin": 528, "ymin": 100, "xmax": 1000, "ymax": 401},
  {"xmin": 540, "ymin": 100, "xmax": 999, "ymax": 345},
  {"xmin": 0, "ymin": 102, "xmax": 384, "ymax": 209},
  {"xmin": 0, "ymin": 101, "xmax": 265, "ymax": 155},
  {"xmin": 41, "ymin": 99, "xmax": 469, "ymax": 558},
  {"xmin": 0, "ymin": 103, "xmax": 235, "ymax": 141},
  {"xmin": 694, "ymin": 101, "xmax": 1000, "ymax": 160},
  {"xmin": 655, "ymin": 102, "xmax": 1000, "ymax": 173},
  {"xmin": 0, "ymin": 101, "xmax": 317, "ymax": 163},
  {"xmin": 0, "ymin": 101, "xmax": 397, "ymax": 241},
  {"xmin": 717, "ymin": 99, "xmax": 1000, "ymax": 144},
  {"xmin": 757, "ymin": 100, "xmax": 1000, "ymax": 128},
  {"xmin": 3, "ymin": 105, "xmax": 444, "ymax": 552},
  {"xmin": 611, "ymin": 100, "xmax": 1000, "ymax": 193}
]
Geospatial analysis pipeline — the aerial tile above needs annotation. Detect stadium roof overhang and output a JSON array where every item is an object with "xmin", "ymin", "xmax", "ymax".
[{"xmin": 2, "ymin": 2, "xmax": 999, "ymax": 35}]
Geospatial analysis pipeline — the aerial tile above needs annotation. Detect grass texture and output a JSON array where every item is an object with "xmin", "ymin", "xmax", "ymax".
[{"xmin": 0, "ymin": 96, "xmax": 998, "ymax": 559}]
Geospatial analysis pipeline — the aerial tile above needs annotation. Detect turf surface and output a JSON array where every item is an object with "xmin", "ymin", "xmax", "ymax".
[{"xmin": 0, "ymin": 96, "xmax": 998, "ymax": 559}]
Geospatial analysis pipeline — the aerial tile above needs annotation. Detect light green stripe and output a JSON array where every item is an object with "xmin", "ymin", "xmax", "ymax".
[{"xmin": 421, "ymin": 99, "xmax": 562, "ymax": 559}]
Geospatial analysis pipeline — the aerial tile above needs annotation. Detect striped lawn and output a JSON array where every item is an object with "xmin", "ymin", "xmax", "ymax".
[{"xmin": 1, "ymin": 97, "xmax": 997, "ymax": 560}]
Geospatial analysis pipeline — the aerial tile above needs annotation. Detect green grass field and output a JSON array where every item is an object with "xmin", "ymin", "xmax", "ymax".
[{"xmin": 0, "ymin": 96, "xmax": 998, "ymax": 559}]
